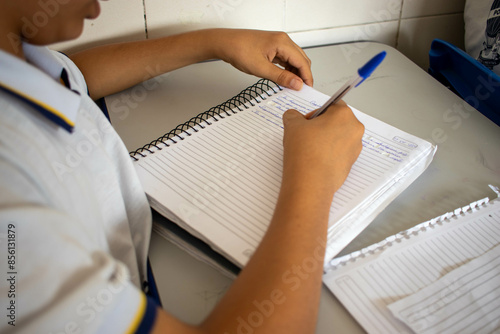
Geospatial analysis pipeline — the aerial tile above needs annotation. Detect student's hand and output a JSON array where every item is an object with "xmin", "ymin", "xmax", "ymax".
[
  {"xmin": 212, "ymin": 29, "xmax": 313, "ymax": 91},
  {"xmin": 282, "ymin": 101, "xmax": 364, "ymax": 197}
]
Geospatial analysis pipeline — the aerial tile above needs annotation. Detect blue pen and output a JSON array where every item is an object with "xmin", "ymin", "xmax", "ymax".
[{"xmin": 309, "ymin": 51, "xmax": 386, "ymax": 119}]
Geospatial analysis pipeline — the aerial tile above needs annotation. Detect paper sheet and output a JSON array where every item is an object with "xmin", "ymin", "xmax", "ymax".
[
  {"xmin": 323, "ymin": 199, "xmax": 500, "ymax": 334},
  {"xmin": 388, "ymin": 244, "xmax": 500, "ymax": 334}
]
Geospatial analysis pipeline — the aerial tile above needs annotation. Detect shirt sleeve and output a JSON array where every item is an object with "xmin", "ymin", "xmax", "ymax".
[{"xmin": 0, "ymin": 205, "xmax": 158, "ymax": 334}]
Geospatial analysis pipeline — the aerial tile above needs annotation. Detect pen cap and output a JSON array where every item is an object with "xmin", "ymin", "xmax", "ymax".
[{"xmin": 356, "ymin": 51, "xmax": 387, "ymax": 86}]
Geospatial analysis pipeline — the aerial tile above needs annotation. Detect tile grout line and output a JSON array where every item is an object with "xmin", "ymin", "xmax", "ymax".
[
  {"xmin": 143, "ymin": 0, "xmax": 149, "ymax": 39},
  {"xmin": 394, "ymin": 0, "xmax": 404, "ymax": 48}
]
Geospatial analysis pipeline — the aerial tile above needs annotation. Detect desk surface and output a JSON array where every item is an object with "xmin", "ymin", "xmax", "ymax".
[{"xmin": 107, "ymin": 42, "xmax": 500, "ymax": 333}]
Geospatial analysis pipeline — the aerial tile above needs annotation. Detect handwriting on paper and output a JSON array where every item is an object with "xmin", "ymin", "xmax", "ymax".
[{"xmin": 363, "ymin": 134, "xmax": 409, "ymax": 163}]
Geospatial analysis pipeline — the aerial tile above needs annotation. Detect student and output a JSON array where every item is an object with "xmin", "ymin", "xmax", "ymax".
[{"xmin": 0, "ymin": 1, "xmax": 364, "ymax": 333}]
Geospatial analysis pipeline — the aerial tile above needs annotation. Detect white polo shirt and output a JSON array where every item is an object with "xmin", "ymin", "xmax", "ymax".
[{"xmin": 0, "ymin": 43, "xmax": 156, "ymax": 333}]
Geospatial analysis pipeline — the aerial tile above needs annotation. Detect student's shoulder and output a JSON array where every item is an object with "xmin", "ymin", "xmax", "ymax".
[{"xmin": 50, "ymin": 49, "xmax": 89, "ymax": 92}]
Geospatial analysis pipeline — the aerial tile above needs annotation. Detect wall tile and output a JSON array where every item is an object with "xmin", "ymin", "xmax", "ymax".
[
  {"xmin": 145, "ymin": 0, "xmax": 285, "ymax": 39},
  {"xmin": 397, "ymin": 13, "xmax": 465, "ymax": 70},
  {"xmin": 52, "ymin": 1, "xmax": 146, "ymax": 53},
  {"xmin": 289, "ymin": 21, "xmax": 399, "ymax": 48},
  {"xmin": 401, "ymin": 0, "xmax": 466, "ymax": 18},
  {"xmin": 47, "ymin": 0, "xmax": 467, "ymax": 82},
  {"xmin": 285, "ymin": 0, "xmax": 402, "ymax": 32}
]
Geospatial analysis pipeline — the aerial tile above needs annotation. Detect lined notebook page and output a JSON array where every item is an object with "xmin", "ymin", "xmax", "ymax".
[
  {"xmin": 388, "ymin": 244, "xmax": 500, "ymax": 333},
  {"xmin": 134, "ymin": 85, "xmax": 435, "ymax": 267},
  {"xmin": 323, "ymin": 198, "xmax": 500, "ymax": 334}
]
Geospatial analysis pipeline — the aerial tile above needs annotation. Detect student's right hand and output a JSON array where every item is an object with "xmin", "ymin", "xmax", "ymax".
[{"xmin": 281, "ymin": 101, "xmax": 364, "ymax": 201}]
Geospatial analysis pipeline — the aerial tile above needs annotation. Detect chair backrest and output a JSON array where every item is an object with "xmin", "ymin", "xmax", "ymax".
[{"xmin": 428, "ymin": 39, "xmax": 500, "ymax": 126}]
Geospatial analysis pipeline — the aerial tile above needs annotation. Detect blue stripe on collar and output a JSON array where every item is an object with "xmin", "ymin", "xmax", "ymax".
[
  {"xmin": 0, "ymin": 45, "xmax": 82, "ymax": 133},
  {"xmin": 0, "ymin": 81, "xmax": 77, "ymax": 133}
]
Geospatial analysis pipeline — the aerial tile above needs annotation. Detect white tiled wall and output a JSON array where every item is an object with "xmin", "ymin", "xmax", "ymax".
[
  {"xmin": 145, "ymin": 0, "xmax": 286, "ymax": 37},
  {"xmin": 398, "ymin": 13, "xmax": 465, "ymax": 69},
  {"xmin": 53, "ymin": 0, "xmax": 466, "ymax": 71}
]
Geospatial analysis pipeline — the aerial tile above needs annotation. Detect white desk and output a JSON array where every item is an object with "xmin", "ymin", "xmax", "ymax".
[{"xmin": 107, "ymin": 42, "xmax": 500, "ymax": 333}]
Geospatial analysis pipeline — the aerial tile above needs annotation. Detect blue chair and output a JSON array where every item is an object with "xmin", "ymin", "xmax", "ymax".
[{"xmin": 428, "ymin": 39, "xmax": 500, "ymax": 126}]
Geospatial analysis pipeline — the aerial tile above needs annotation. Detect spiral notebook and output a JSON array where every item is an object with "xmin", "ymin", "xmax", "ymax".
[
  {"xmin": 323, "ymin": 192, "xmax": 500, "ymax": 334},
  {"xmin": 131, "ymin": 79, "xmax": 437, "ymax": 272}
]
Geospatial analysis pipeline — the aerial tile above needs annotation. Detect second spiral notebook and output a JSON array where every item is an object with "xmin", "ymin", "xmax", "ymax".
[{"xmin": 131, "ymin": 79, "xmax": 437, "ymax": 270}]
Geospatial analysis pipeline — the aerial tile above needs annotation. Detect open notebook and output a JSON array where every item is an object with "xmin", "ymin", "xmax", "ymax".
[
  {"xmin": 131, "ymin": 79, "xmax": 437, "ymax": 272},
  {"xmin": 323, "ymin": 192, "xmax": 500, "ymax": 333}
]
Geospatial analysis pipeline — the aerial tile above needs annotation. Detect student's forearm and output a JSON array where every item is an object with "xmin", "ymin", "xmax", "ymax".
[
  {"xmin": 70, "ymin": 29, "xmax": 313, "ymax": 100},
  {"xmin": 69, "ymin": 30, "xmax": 221, "ymax": 100},
  {"xmin": 199, "ymin": 170, "xmax": 334, "ymax": 333}
]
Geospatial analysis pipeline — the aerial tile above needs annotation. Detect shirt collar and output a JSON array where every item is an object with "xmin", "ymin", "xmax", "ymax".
[{"xmin": 0, "ymin": 43, "xmax": 82, "ymax": 132}]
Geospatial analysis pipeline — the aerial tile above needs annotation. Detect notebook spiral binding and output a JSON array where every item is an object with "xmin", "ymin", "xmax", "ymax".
[
  {"xmin": 129, "ymin": 79, "xmax": 282, "ymax": 160},
  {"xmin": 325, "ymin": 196, "xmax": 492, "ymax": 272}
]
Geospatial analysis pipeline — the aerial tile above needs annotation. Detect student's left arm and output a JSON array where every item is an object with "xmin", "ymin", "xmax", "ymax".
[{"xmin": 69, "ymin": 29, "xmax": 313, "ymax": 100}]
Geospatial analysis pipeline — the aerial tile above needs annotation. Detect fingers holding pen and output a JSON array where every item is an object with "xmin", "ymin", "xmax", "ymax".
[{"xmin": 282, "ymin": 101, "xmax": 364, "ymax": 192}]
